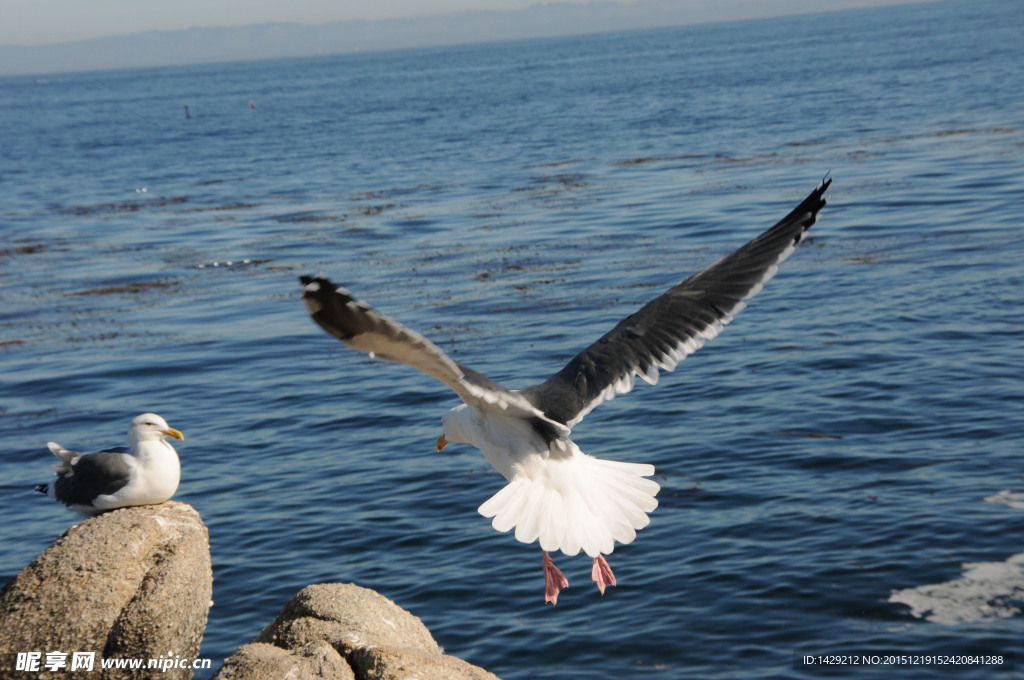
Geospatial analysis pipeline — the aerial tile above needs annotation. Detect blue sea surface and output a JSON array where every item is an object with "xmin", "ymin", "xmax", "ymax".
[{"xmin": 2, "ymin": 0, "xmax": 1023, "ymax": 677}]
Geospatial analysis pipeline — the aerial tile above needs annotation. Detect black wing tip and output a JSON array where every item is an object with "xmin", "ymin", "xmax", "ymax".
[
  {"xmin": 789, "ymin": 174, "xmax": 832, "ymax": 237},
  {"xmin": 817, "ymin": 173, "xmax": 832, "ymax": 200},
  {"xmin": 300, "ymin": 273, "xmax": 350, "ymax": 305},
  {"xmin": 300, "ymin": 272, "xmax": 335, "ymax": 291},
  {"xmin": 34, "ymin": 483, "xmax": 48, "ymax": 495},
  {"xmin": 810, "ymin": 173, "xmax": 832, "ymax": 211},
  {"xmin": 299, "ymin": 273, "xmax": 378, "ymax": 342},
  {"xmin": 809, "ymin": 173, "xmax": 832, "ymax": 207}
]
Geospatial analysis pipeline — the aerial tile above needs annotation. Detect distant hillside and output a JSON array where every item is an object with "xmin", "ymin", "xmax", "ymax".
[{"xmin": 0, "ymin": 0, "xmax": 920, "ymax": 76}]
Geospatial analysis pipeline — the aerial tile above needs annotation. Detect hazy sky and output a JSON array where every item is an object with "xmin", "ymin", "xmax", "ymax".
[
  {"xmin": 1, "ymin": 0, "xmax": 910, "ymax": 47},
  {"xmin": 3, "ymin": 1, "xmax": 602, "ymax": 46}
]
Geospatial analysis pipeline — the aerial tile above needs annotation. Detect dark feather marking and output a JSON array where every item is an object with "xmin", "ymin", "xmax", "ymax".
[
  {"xmin": 51, "ymin": 450, "xmax": 133, "ymax": 507},
  {"xmin": 525, "ymin": 179, "xmax": 830, "ymax": 426}
]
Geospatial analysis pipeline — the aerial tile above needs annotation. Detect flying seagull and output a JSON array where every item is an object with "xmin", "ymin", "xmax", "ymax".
[
  {"xmin": 300, "ymin": 178, "xmax": 830, "ymax": 604},
  {"xmin": 35, "ymin": 413, "xmax": 184, "ymax": 516}
]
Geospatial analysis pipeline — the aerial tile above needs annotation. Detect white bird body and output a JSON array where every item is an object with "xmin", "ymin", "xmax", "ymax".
[
  {"xmin": 442, "ymin": 403, "xmax": 547, "ymax": 475},
  {"xmin": 38, "ymin": 413, "xmax": 184, "ymax": 516},
  {"xmin": 442, "ymin": 402, "xmax": 658, "ymax": 558}
]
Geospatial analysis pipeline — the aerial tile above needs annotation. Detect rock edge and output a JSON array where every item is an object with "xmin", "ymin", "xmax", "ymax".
[
  {"xmin": 214, "ymin": 583, "xmax": 501, "ymax": 680},
  {"xmin": 0, "ymin": 501, "xmax": 213, "ymax": 680}
]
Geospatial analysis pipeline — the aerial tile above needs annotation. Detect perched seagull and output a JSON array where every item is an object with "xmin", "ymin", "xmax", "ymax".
[
  {"xmin": 35, "ymin": 413, "xmax": 184, "ymax": 516},
  {"xmin": 301, "ymin": 178, "xmax": 830, "ymax": 604}
]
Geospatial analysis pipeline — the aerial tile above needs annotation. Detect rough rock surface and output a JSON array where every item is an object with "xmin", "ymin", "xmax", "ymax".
[
  {"xmin": 0, "ymin": 502, "xmax": 213, "ymax": 680},
  {"xmin": 255, "ymin": 583, "xmax": 441, "ymax": 656},
  {"xmin": 213, "ymin": 641, "xmax": 353, "ymax": 680},
  {"xmin": 214, "ymin": 583, "xmax": 500, "ymax": 680},
  {"xmin": 351, "ymin": 645, "xmax": 503, "ymax": 680}
]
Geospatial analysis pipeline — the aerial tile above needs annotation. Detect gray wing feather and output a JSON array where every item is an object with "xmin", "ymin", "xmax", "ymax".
[
  {"xmin": 525, "ymin": 178, "xmax": 831, "ymax": 427},
  {"xmin": 300, "ymin": 275, "xmax": 570, "ymax": 436},
  {"xmin": 51, "ymin": 449, "xmax": 134, "ymax": 507}
]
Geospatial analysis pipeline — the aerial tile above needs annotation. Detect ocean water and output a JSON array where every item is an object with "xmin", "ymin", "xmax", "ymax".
[{"xmin": 2, "ymin": 0, "xmax": 1023, "ymax": 677}]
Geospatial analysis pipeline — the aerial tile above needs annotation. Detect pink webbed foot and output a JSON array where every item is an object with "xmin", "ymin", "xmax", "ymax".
[
  {"xmin": 542, "ymin": 551, "xmax": 569, "ymax": 605},
  {"xmin": 591, "ymin": 554, "xmax": 616, "ymax": 595}
]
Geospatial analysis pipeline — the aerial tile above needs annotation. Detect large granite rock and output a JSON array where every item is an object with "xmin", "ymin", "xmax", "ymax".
[
  {"xmin": 0, "ymin": 502, "xmax": 213, "ymax": 679},
  {"xmin": 214, "ymin": 583, "xmax": 500, "ymax": 680}
]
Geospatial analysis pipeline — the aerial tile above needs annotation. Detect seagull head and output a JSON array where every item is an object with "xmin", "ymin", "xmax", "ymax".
[
  {"xmin": 439, "ymin": 404, "xmax": 475, "ymax": 452},
  {"xmin": 129, "ymin": 413, "xmax": 184, "ymax": 444}
]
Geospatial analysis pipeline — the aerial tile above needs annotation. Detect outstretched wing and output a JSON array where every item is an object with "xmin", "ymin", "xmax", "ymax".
[
  {"xmin": 300, "ymin": 275, "xmax": 570, "ymax": 437},
  {"xmin": 524, "ymin": 178, "xmax": 831, "ymax": 427}
]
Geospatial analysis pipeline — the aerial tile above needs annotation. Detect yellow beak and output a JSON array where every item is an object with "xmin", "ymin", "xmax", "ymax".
[
  {"xmin": 162, "ymin": 427, "xmax": 185, "ymax": 441},
  {"xmin": 436, "ymin": 433, "xmax": 448, "ymax": 451}
]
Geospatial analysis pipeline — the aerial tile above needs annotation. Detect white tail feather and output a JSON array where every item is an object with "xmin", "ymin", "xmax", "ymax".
[
  {"xmin": 478, "ymin": 444, "xmax": 660, "ymax": 558},
  {"xmin": 47, "ymin": 441, "xmax": 78, "ymax": 464},
  {"xmin": 47, "ymin": 441, "xmax": 80, "ymax": 474}
]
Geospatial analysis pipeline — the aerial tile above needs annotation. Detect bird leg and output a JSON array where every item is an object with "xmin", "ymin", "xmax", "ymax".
[
  {"xmin": 542, "ymin": 551, "xmax": 569, "ymax": 605},
  {"xmin": 591, "ymin": 554, "xmax": 616, "ymax": 595}
]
